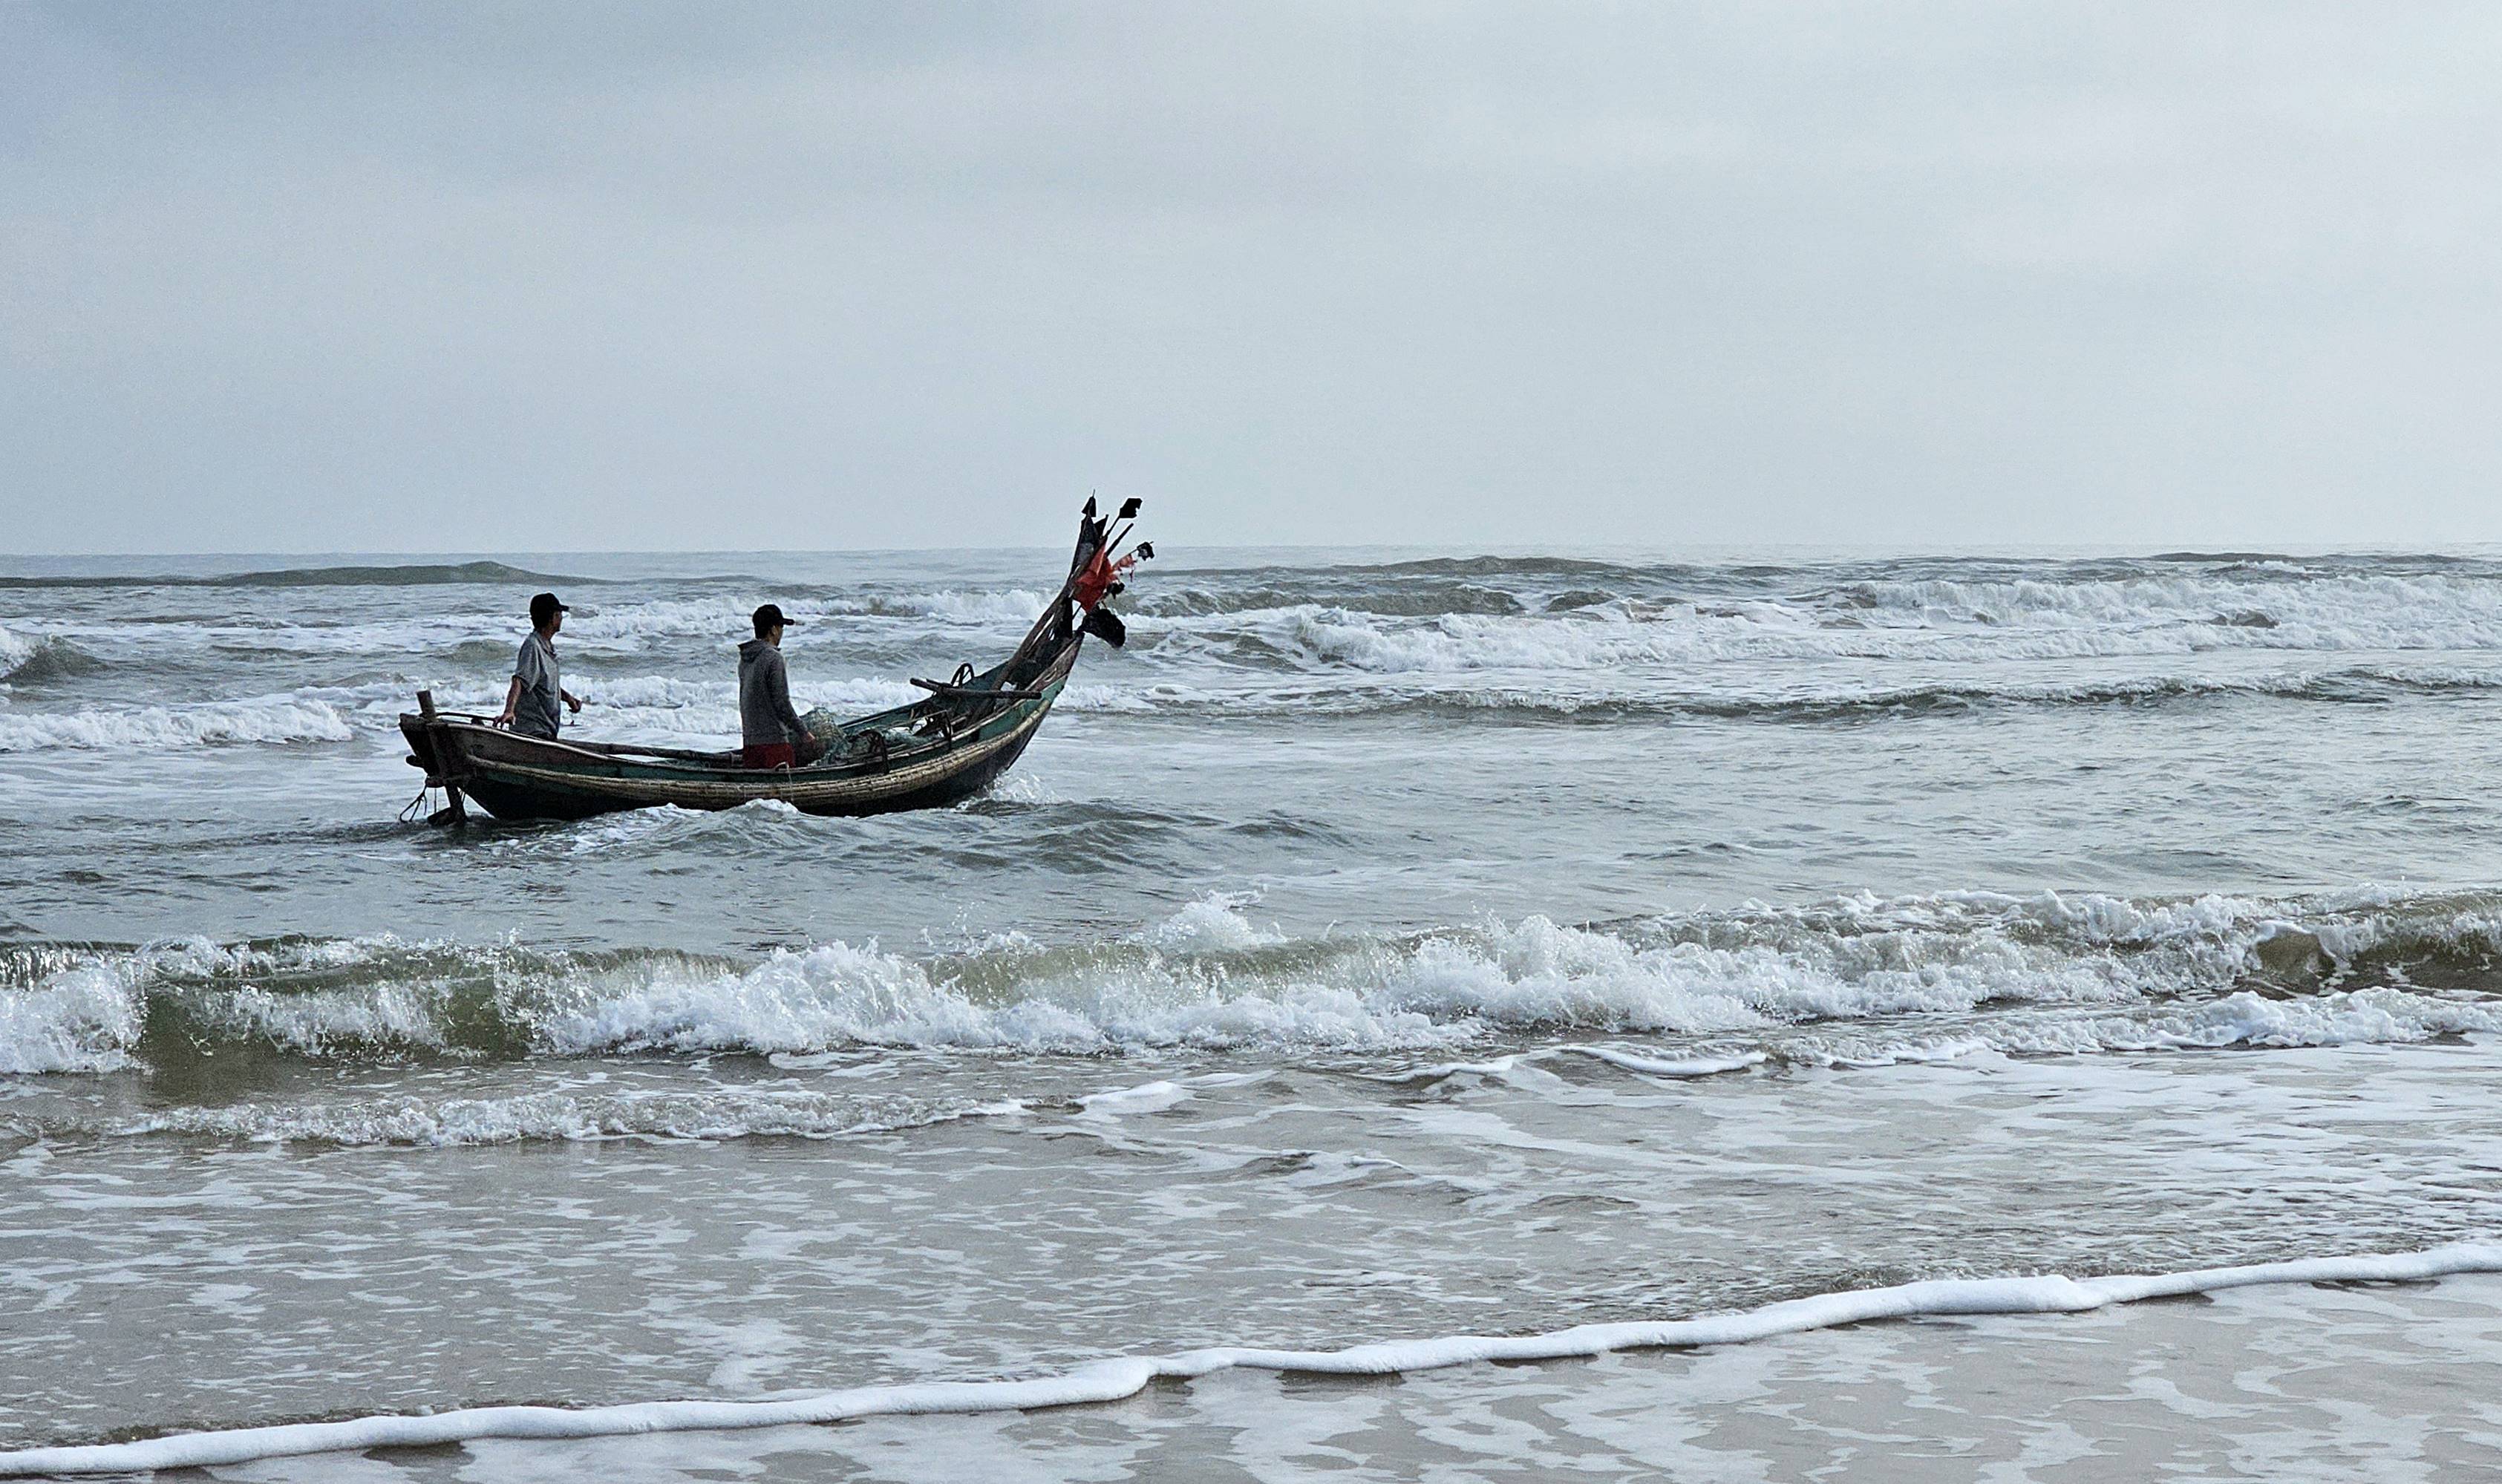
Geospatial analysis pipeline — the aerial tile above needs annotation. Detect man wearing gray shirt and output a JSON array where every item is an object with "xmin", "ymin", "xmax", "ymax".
[
  {"xmin": 738, "ymin": 603, "xmax": 820, "ymax": 767},
  {"xmin": 496, "ymin": 592, "xmax": 581, "ymax": 739}
]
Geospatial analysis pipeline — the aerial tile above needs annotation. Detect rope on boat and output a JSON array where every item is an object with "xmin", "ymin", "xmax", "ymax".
[{"xmin": 398, "ymin": 780, "xmax": 440, "ymax": 825}]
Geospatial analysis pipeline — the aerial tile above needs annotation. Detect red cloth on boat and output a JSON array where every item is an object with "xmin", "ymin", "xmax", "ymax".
[
  {"xmin": 1073, "ymin": 549, "xmax": 1135, "ymax": 609},
  {"xmin": 742, "ymin": 742, "xmax": 796, "ymax": 769}
]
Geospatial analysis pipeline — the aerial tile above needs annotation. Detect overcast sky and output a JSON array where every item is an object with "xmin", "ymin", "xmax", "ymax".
[{"xmin": 4, "ymin": 3, "xmax": 2499, "ymax": 555}]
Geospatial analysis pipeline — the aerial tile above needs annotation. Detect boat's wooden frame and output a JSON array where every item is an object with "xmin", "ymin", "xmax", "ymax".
[{"xmin": 399, "ymin": 550, "xmax": 1097, "ymax": 823}]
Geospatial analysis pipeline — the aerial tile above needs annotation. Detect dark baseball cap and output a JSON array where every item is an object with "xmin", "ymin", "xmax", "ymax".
[
  {"xmin": 752, "ymin": 603, "xmax": 797, "ymax": 634},
  {"xmin": 529, "ymin": 592, "xmax": 569, "ymax": 624}
]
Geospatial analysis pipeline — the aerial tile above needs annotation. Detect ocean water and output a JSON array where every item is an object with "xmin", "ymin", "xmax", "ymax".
[{"xmin": 4, "ymin": 546, "xmax": 2502, "ymax": 1477}]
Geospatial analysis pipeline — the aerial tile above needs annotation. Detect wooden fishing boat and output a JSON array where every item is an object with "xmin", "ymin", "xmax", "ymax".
[{"xmin": 398, "ymin": 503, "xmax": 1148, "ymax": 823}]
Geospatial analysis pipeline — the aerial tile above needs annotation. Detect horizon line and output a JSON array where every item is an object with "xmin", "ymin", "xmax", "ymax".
[{"xmin": 13, "ymin": 539, "xmax": 2502, "ymax": 564}]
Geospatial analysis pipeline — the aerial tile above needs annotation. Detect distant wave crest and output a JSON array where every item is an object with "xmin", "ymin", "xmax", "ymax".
[{"xmin": 0, "ymin": 560, "xmax": 580, "ymax": 590}]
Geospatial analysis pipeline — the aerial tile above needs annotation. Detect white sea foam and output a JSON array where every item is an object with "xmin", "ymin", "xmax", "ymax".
[
  {"xmin": 1387, "ymin": 1053, "xmax": 1530, "ymax": 1082},
  {"xmin": 897, "ymin": 587, "xmax": 1050, "ymax": 624},
  {"xmin": 26, "ymin": 561, "xmax": 2502, "ymax": 690},
  {"xmin": 965, "ymin": 771, "xmax": 1062, "ymax": 806},
  {"xmin": 1568, "ymin": 1045, "xmax": 1768, "ymax": 1078},
  {"xmin": 10, "ymin": 1242, "xmax": 2497, "ymax": 1476},
  {"xmin": 28, "ymin": 559, "xmax": 2502, "ymax": 750},
  {"xmin": 1136, "ymin": 892, "xmax": 1278, "ymax": 951},
  {"xmin": 1999, "ymin": 987, "xmax": 2502, "ymax": 1056},
  {"xmin": 555, "ymin": 598, "xmax": 832, "ymax": 647},
  {"xmin": 1785, "ymin": 1033, "xmax": 2000, "ymax": 1070},
  {"xmin": 554, "ymin": 589, "xmax": 1047, "ymax": 647},
  {"xmin": 0, "ymin": 696, "xmax": 355, "ymax": 752},
  {"xmin": 1075, "ymin": 1079, "xmax": 1191, "ymax": 1117},
  {"xmin": 1123, "ymin": 566, "xmax": 2502, "ymax": 679},
  {"xmin": 1827, "ymin": 570, "xmax": 2502, "ymax": 650}
]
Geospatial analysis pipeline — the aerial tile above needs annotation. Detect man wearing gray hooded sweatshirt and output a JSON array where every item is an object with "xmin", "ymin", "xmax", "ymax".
[{"xmin": 738, "ymin": 604, "xmax": 817, "ymax": 768}]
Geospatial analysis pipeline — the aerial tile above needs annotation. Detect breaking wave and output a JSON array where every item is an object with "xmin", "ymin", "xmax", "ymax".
[
  {"xmin": 3, "ymin": 661, "xmax": 2489, "ymax": 760},
  {"xmin": 8, "ymin": 888, "xmax": 2501, "ymax": 1080},
  {"xmin": 0, "ymin": 628, "xmax": 30, "ymax": 687},
  {"xmin": 18, "ymin": 553, "xmax": 2502, "ymax": 740},
  {"xmin": 0, "ymin": 632, "xmax": 105, "ymax": 685},
  {"xmin": 1032, "ymin": 664, "xmax": 2502, "ymax": 724},
  {"xmin": 1123, "ymin": 573, "xmax": 2502, "ymax": 677},
  {"xmin": 556, "ymin": 589, "xmax": 1047, "ymax": 646},
  {"xmin": 0, "ymin": 696, "xmax": 355, "ymax": 753}
]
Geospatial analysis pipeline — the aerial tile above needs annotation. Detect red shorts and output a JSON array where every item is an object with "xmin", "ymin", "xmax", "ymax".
[{"xmin": 742, "ymin": 743, "xmax": 796, "ymax": 769}]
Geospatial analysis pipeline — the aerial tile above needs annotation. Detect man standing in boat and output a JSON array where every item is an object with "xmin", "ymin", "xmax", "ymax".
[
  {"xmin": 495, "ymin": 592, "xmax": 581, "ymax": 739},
  {"xmin": 739, "ymin": 604, "xmax": 820, "ymax": 768}
]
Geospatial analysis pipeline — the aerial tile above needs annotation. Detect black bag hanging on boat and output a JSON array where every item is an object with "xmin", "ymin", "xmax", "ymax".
[{"xmin": 1082, "ymin": 608, "xmax": 1126, "ymax": 647}]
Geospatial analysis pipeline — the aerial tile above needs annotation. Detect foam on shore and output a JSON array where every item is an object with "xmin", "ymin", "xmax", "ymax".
[{"xmin": 7, "ymin": 1242, "xmax": 2495, "ymax": 1477}]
